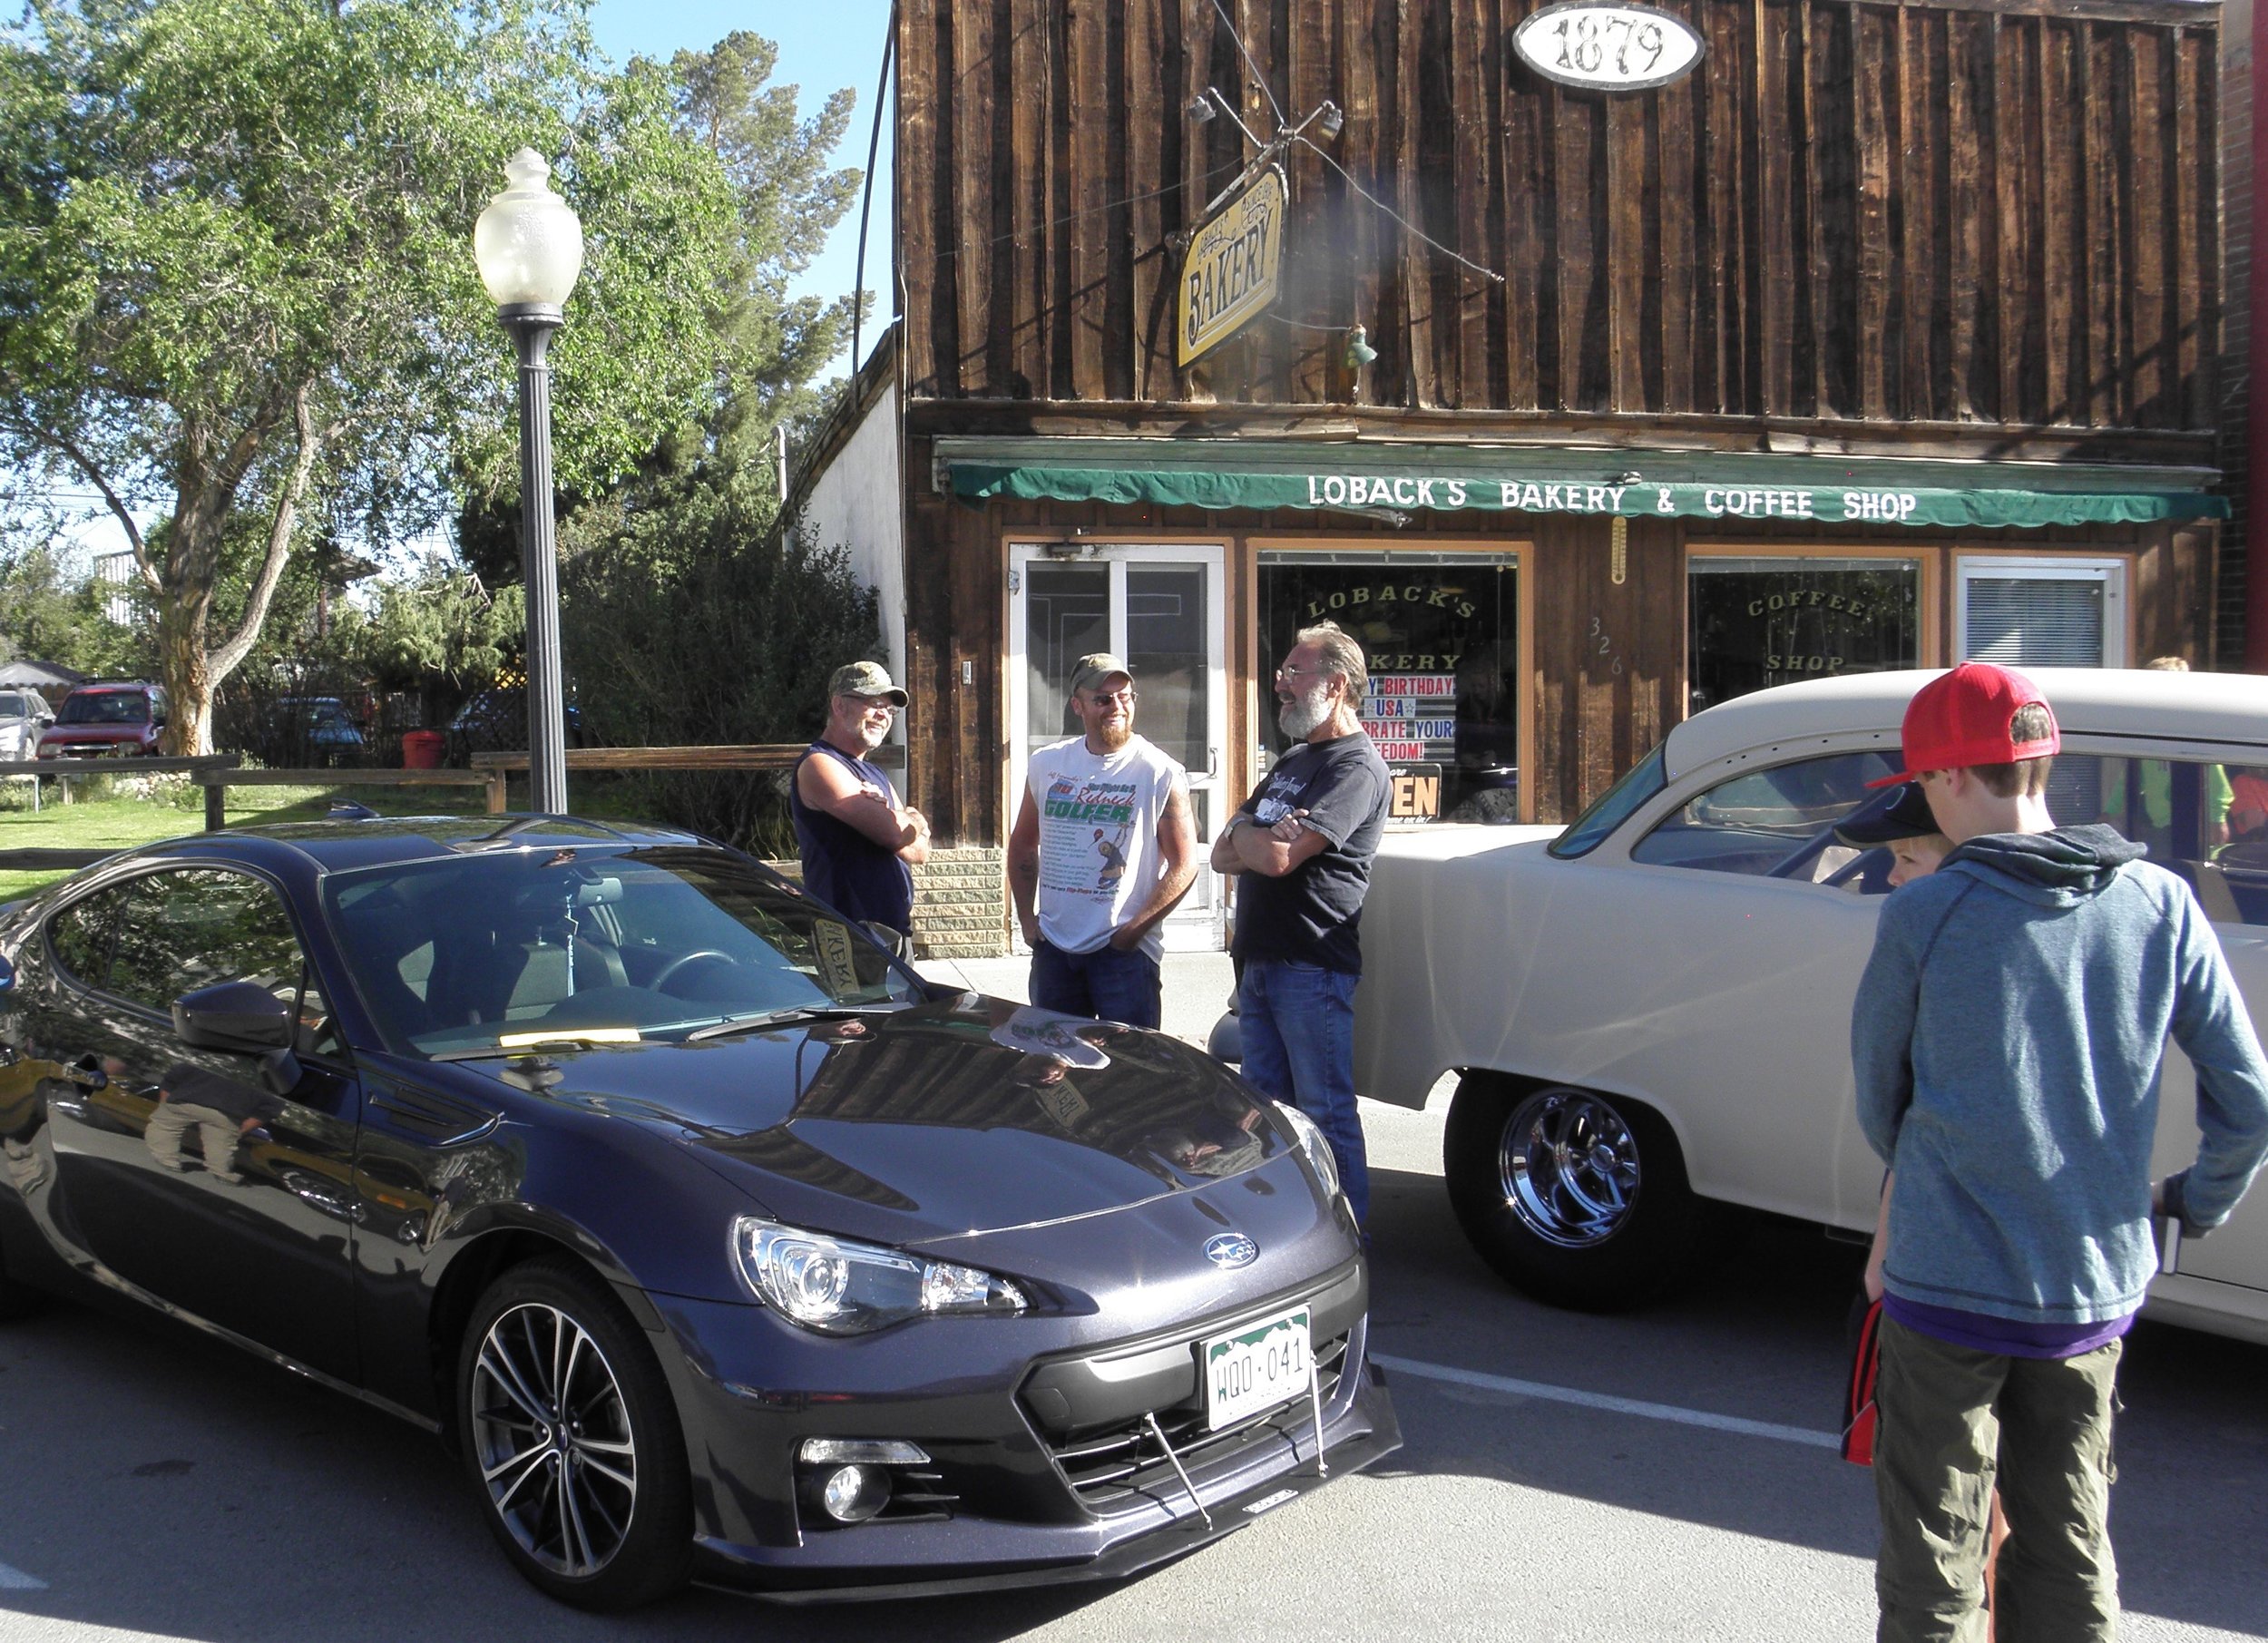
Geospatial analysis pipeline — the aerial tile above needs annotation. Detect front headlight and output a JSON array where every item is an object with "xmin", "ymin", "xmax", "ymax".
[
  {"xmin": 731, "ymin": 1217, "xmax": 1027, "ymax": 1335},
  {"xmin": 1273, "ymin": 1101, "xmax": 1343, "ymax": 1201}
]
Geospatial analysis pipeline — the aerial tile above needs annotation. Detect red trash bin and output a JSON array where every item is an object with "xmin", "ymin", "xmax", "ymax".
[{"xmin": 401, "ymin": 729, "xmax": 445, "ymax": 769}]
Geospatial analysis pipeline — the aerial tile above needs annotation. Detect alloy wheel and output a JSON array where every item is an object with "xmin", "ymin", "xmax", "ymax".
[
  {"xmin": 468, "ymin": 1301, "xmax": 640, "ymax": 1578},
  {"xmin": 1498, "ymin": 1086, "xmax": 1642, "ymax": 1249}
]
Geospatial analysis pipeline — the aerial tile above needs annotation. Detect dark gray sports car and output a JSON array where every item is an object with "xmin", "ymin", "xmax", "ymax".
[{"xmin": 0, "ymin": 817, "xmax": 1396, "ymax": 1609}]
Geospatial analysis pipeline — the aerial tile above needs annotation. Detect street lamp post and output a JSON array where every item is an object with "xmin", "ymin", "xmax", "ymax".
[{"xmin": 473, "ymin": 148, "xmax": 583, "ymax": 815}]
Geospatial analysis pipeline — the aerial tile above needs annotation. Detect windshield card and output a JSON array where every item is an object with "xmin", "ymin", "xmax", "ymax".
[{"xmin": 1202, "ymin": 1305, "xmax": 1312, "ymax": 1432}]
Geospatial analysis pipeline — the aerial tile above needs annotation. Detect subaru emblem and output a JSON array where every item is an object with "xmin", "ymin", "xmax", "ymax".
[{"xmin": 1204, "ymin": 1232, "xmax": 1258, "ymax": 1268}]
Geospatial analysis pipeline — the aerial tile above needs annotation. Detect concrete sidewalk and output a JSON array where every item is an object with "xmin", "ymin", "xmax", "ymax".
[{"xmin": 916, "ymin": 948, "xmax": 1237, "ymax": 1050}]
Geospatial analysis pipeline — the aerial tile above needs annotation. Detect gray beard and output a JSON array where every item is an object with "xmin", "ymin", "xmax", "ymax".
[{"xmin": 1277, "ymin": 688, "xmax": 1330, "ymax": 741}]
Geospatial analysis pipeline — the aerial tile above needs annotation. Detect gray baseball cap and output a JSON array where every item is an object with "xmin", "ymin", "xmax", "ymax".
[
  {"xmin": 828, "ymin": 660, "xmax": 907, "ymax": 706},
  {"xmin": 1069, "ymin": 652, "xmax": 1132, "ymax": 696}
]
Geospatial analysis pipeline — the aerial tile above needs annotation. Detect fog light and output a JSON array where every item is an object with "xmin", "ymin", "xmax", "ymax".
[{"xmin": 820, "ymin": 1462, "xmax": 892, "ymax": 1523}]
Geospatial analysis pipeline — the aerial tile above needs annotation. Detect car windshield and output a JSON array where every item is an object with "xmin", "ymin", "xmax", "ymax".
[
  {"xmin": 0, "ymin": 693, "xmax": 37, "ymax": 719},
  {"xmin": 58, "ymin": 690, "xmax": 149, "ymax": 725},
  {"xmin": 322, "ymin": 845, "xmax": 922, "ymax": 1058}
]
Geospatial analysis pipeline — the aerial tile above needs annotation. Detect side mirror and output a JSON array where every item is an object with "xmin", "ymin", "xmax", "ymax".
[{"xmin": 172, "ymin": 981, "xmax": 294, "ymax": 1053}]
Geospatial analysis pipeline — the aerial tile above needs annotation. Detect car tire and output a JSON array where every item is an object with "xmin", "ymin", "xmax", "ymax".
[
  {"xmin": 1444, "ymin": 1075, "xmax": 1712, "ymax": 1312},
  {"xmin": 455, "ymin": 1257, "xmax": 692, "ymax": 1610}
]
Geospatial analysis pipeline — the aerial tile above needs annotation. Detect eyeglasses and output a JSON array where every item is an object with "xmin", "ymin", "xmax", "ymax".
[
  {"xmin": 1274, "ymin": 664, "xmax": 1332, "ymax": 682},
  {"xmin": 844, "ymin": 696, "xmax": 900, "ymax": 716},
  {"xmin": 1083, "ymin": 687, "xmax": 1138, "ymax": 705}
]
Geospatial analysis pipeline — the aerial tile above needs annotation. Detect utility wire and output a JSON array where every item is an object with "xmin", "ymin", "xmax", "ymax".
[
  {"xmin": 1295, "ymin": 135, "xmax": 1505, "ymax": 285},
  {"xmin": 1207, "ymin": 0, "xmax": 1287, "ymax": 129},
  {"xmin": 922, "ymin": 159, "xmax": 1247, "ymax": 267}
]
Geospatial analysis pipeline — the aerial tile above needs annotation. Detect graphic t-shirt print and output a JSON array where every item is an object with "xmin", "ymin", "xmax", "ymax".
[
  {"xmin": 1252, "ymin": 770, "xmax": 1311, "ymax": 827},
  {"xmin": 1041, "ymin": 775, "xmax": 1139, "ymax": 901}
]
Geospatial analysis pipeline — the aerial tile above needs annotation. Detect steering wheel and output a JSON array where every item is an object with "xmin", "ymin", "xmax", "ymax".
[{"xmin": 651, "ymin": 949, "xmax": 738, "ymax": 994}]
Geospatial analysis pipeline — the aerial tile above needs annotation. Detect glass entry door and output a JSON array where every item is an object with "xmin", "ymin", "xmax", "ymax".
[{"xmin": 1007, "ymin": 543, "xmax": 1227, "ymax": 950}]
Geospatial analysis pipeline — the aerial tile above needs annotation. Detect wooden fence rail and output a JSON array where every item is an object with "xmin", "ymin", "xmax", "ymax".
[{"xmin": 187, "ymin": 767, "xmax": 508, "ymax": 828}]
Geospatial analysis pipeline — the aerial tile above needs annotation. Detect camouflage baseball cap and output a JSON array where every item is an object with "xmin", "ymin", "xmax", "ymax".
[
  {"xmin": 828, "ymin": 660, "xmax": 908, "ymax": 705},
  {"xmin": 1068, "ymin": 652, "xmax": 1133, "ymax": 696}
]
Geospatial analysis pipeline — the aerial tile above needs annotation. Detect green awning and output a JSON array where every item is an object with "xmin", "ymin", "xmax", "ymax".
[{"xmin": 940, "ymin": 439, "xmax": 2226, "ymax": 530}]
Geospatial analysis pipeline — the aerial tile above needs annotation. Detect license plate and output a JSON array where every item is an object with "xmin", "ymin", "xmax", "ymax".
[{"xmin": 1202, "ymin": 1305, "xmax": 1312, "ymax": 1432}]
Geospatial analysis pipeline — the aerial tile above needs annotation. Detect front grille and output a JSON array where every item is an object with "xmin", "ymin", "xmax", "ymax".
[{"xmin": 1044, "ymin": 1331, "xmax": 1350, "ymax": 1510}]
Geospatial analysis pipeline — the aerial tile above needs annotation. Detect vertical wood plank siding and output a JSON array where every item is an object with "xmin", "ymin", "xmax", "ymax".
[{"xmin": 898, "ymin": 0, "xmax": 2217, "ymax": 435}]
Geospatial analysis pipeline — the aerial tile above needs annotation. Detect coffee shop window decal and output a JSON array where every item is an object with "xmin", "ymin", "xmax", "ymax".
[
  {"xmin": 1255, "ymin": 548, "xmax": 1530, "ymax": 824},
  {"xmin": 1686, "ymin": 551, "xmax": 1933, "ymax": 717}
]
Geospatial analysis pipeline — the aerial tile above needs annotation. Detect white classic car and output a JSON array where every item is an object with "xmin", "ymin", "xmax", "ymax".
[{"xmin": 1354, "ymin": 667, "xmax": 2268, "ymax": 1345}]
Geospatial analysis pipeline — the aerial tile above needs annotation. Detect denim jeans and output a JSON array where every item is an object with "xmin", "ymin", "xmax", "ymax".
[
  {"xmin": 1873, "ymin": 1316, "xmax": 2122, "ymax": 1643},
  {"xmin": 1030, "ymin": 938, "xmax": 1163, "ymax": 1030},
  {"xmin": 1237, "ymin": 959, "xmax": 1368, "ymax": 1222}
]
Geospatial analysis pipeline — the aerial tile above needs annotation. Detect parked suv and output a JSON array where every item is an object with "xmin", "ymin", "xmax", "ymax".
[{"xmin": 36, "ymin": 681, "xmax": 168, "ymax": 758}]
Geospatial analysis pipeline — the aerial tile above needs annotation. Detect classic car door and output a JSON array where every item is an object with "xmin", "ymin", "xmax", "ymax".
[{"xmin": 33, "ymin": 866, "xmax": 361, "ymax": 1377}]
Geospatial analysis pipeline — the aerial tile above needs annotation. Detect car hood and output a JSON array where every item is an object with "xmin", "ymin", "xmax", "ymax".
[
  {"xmin": 43, "ymin": 723, "xmax": 147, "ymax": 741},
  {"xmin": 478, "ymin": 996, "xmax": 1295, "ymax": 1245}
]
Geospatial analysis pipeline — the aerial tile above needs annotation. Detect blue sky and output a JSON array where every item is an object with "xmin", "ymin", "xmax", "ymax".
[{"xmin": 588, "ymin": 1, "xmax": 898, "ymax": 375}]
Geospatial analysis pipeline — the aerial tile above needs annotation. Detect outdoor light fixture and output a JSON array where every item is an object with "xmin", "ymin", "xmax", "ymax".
[
  {"xmin": 1187, "ymin": 93, "xmax": 1217, "ymax": 123},
  {"xmin": 1344, "ymin": 324, "xmax": 1378, "ymax": 370},
  {"xmin": 1317, "ymin": 100, "xmax": 1344, "ymax": 139},
  {"xmin": 472, "ymin": 148, "xmax": 584, "ymax": 816}
]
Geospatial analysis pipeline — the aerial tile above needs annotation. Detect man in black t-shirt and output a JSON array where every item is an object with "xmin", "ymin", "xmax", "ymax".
[{"xmin": 1210, "ymin": 621, "xmax": 1391, "ymax": 1223}]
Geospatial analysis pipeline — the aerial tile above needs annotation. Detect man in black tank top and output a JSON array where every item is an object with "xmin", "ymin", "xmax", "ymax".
[{"xmin": 790, "ymin": 661, "xmax": 928, "ymax": 939}]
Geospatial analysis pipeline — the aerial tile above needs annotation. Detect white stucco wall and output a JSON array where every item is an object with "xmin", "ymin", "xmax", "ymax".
[{"xmin": 799, "ymin": 387, "xmax": 905, "ymax": 691}]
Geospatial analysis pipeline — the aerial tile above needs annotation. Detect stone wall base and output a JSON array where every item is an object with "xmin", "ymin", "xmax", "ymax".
[{"xmin": 763, "ymin": 846, "xmax": 1009, "ymax": 960}]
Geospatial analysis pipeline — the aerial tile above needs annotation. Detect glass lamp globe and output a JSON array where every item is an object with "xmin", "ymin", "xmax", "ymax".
[{"xmin": 473, "ymin": 148, "xmax": 584, "ymax": 308}]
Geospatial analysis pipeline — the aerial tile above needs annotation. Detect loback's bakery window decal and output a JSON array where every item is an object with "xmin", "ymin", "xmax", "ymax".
[
  {"xmin": 1687, "ymin": 556, "xmax": 1921, "ymax": 715},
  {"xmin": 1256, "ymin": 552, "xmax": 1518, "ymax": 822}
]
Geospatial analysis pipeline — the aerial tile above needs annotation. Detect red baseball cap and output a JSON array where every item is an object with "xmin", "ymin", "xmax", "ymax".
[{"xmin": 1866, "ymin": 661, "xmax": 2061, "ymax": 787}]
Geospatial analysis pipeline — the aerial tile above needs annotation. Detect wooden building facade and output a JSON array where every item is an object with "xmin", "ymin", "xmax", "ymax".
[{"xmin": 796, "ymin": 0, "xmax": 2228, "ymax": 954}]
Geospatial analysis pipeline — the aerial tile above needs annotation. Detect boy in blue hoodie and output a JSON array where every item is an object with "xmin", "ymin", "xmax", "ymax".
[{"xmin": 1851, "ymin": 661, "xmax": 2268, "ymax": 1643}]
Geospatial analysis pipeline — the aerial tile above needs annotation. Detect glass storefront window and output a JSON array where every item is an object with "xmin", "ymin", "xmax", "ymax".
[
  {"xmin": 1687, "ymin": 556, "xmax": 1922, "ymax": 714},
  {"xmin": 1256, "ymin": 553, "xmax": 1517, "ymax": 821}
]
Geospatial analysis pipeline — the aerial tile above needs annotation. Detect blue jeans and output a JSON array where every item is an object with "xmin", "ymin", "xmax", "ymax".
[
  {"xmin": 1031, "ymin": 938, "xmax": 1163, "ymax": 1029},
  {"xmin": 1237, "ymin": 959, "xmax": 1368, "ymax": 1223}
]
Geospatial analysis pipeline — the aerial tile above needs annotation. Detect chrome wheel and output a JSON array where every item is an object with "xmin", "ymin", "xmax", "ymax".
[
  {"xmin": 469, "ymin": 1301, "xmax": 639, "ymax": 1579},
  {"xmin": 1499, "ymin": 1086, "xmax": 1641, "ymax": 1249}
]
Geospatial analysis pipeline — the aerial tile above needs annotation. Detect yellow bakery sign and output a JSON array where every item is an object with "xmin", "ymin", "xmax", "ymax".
[{"xmin": 1178, "ymin": 167, "xmax": 1287, "ymax": 367}]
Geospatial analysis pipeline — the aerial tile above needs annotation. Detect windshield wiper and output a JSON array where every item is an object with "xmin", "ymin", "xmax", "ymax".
[{"xmin": 686, "ymin": 1003, "xmax": 904, "ymax": 1043}]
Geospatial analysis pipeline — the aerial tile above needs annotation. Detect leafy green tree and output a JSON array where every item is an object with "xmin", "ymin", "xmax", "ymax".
[
  {"xmin": 562, "ymin": 462, "xmax": 878, "ymax": 851},
  {"xmin": 672, "ymin": 30, "xmax": 863, "ymax": 465},
  {"xmin": 0, "ymin": 0, "xmax": 741, "ymax": 751}
]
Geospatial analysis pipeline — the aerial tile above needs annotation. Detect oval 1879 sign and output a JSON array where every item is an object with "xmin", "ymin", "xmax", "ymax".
[{"xmin": 1513, "ymin": 0, "xmax": 1705, "ymax": 92}]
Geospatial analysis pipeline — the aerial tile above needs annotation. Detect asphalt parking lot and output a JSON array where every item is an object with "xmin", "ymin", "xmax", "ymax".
[{"xmin": 0, "ymin": 955, "xmax": 2262, "ymax": 1642}]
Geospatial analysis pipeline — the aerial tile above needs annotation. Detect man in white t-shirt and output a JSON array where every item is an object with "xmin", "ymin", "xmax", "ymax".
[{"xmin": 1008, "ymin": 652, "xmax": 1198, "ymax": 1029}]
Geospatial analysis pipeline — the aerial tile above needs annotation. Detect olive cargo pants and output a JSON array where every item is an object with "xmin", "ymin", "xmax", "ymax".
[{"xmin": 1872, "ymin": 1315, "xmax": 2122, "ymax": 1643}]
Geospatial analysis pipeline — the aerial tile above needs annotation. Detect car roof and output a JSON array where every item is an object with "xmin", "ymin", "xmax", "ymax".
[
  {"xmin": 1664, "ymin": 666, "xmax": 2268, "ymax": 780},
  {"xmin": 109, "ymin": 816, "xmax": 710, "ymax": 877}
]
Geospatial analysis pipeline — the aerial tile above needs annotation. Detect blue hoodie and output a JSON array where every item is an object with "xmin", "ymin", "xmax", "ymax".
[{"xmin": 1852, "ymin": 824, "xmax": 2268, "ymax": 1327}]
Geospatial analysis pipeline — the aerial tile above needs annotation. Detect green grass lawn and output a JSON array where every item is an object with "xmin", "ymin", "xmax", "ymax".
[{"xmin": 0, "ymin": 777, "xmax": 510, "ymax": 902}]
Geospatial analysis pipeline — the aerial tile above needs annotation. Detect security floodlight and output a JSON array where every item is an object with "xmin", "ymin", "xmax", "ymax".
[{"xmin": 1187, "ymin": 93, "xmax": 1217, "ymax": 123}]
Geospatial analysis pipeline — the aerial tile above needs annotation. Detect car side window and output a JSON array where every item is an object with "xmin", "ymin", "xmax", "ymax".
[
  {"xmin": 1629, "ymin": 750, "xmax": 1900, "ymax": 879},
  {"xmin": 47, "ymin": 883, "xmax": 133, "ymax": 990},
  {"xmin": 97, "ymin": 870, "xmax": 339, "ymax": 1051},
  {"xmin": 2064, "ymin": 755, "xmax": 2268, "ymax": 928}
]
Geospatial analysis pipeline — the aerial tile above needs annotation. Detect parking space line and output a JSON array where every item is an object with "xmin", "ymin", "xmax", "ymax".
[
  {"xmin": 0, "ymin": 1561, "xmax": 46, "ymax": 1590},
  {"xmin": 1373, "ymin": 1352, "xmax": 1842, "ymax": 1451}
]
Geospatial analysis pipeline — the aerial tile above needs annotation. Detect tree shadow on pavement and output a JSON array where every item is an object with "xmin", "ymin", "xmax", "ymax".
[{"xmin": 0, "ymin": 1298, "xmax": 1106, "ymax": 1643}]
